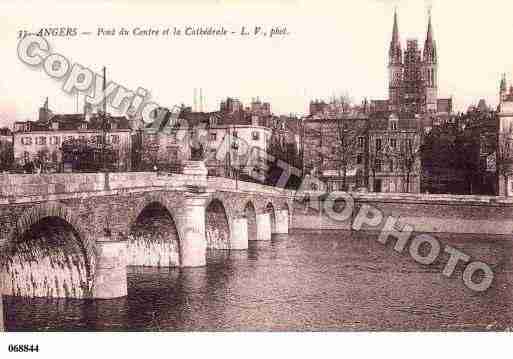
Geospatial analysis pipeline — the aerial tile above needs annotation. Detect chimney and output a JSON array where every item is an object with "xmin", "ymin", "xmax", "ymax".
[
  {"xmin": 38, "ymin": 97, "xmax": 50, "ymax": 122},
  {"xmin": 193, "ymin": 88, "xmax": 197, "ymax": 112},
  {"xmin": 84, "ymin": 101, "xmax": 93, "ymax": 122},
  {"xmin": 200, "ymin": 88, "xmax": 203, "ymax": 112}
]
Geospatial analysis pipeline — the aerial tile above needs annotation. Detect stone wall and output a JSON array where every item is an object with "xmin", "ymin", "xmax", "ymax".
[
  {"xmin": 0, "ymin": 173, "xmax": 105, "ymax": 197},
  {"xmin": 290, "ymin": 192, "xmax": 513, "ymax": 235}
]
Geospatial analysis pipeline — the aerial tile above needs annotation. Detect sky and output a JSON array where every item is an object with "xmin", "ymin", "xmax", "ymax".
[{"xmin": 1, "ymin": 0, "xmax": 513, "ymax": 127}]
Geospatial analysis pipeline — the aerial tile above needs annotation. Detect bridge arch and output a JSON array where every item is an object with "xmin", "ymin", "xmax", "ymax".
[
  {"xmin": 205, "ymin": 197, "xmax": 231, "ymax": 249},
  {"xmin": 128, "ymin": 198, "xmax": 181, "ymax": 267},
  {"xmin": 1, "ymin": 202, "xmax": 93, "ymax": 298}
]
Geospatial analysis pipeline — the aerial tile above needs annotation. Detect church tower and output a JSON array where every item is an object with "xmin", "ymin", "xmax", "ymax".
[
  {"xmin": 422, "ymin": 10, "xmax": 438, "ymax": 113},
  {"xmin": 388, "ymin": 10, "xmax": 403, "ymax": 114}
]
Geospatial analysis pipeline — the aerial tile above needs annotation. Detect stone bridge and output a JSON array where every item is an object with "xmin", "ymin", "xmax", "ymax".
[{"xmin": 0, "ymin": 165, "xmax": 294, "ymax": 320}]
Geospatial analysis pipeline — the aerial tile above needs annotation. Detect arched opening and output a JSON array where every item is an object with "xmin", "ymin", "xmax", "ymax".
[
  {"xmin": 205, "ymin": 199, "xmax": 230, "ymax": 249},
  {"xmin": 244, "ymin": 201, "xmax": 257, "ymax": 241},
  {"xmin": 0, "ymin": 216, "xmax": 90, "ymax": 298},
  {"xmin": 128, "ymin": 202, "xmax": 180, "ymax": 267},
  {"xmin": 265, "ymin": 202, "xmax": 277, "ymax": 234}
]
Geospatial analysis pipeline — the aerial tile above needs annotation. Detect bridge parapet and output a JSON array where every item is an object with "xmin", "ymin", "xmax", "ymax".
[{"xmin": 0, "ymin": 172, "xmax": 298, "ymax": 201}]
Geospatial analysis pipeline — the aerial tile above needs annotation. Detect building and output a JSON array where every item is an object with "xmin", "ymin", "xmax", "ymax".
[
  {"xmin": 141, "ymin": 105, "xmax": 272, "ymax": 181},
  {"xmin": 13, "ymin": 100, "xmax": 132, "ymax": 172},
  {"xmin": 0, "ymin": 127, "xmax": 13, "ymax": 171},
  {"xmin": 493, "ymin": 74, "xmax": 513, "ymax": 196},
  {"xmin": 302, "ymin": 112, "xmax": 423, "ymax": 193},
  {"xmin": 367, "ymin": 115, "xmax": 422, "ymax": 193},
  {"xmin": 302, "ymin": 115, "xmax": 369, "ymax": 191},
  {"xmin": 249, "ymin": 97, "xmax": 271, "ymax": 117},
  {"xmin": 372, "ymin": 10, "xmax": 452, "ymax": 117},
  {"xmin": 309, "ymin": 97, "xmax": 351, "ymax": 117}
]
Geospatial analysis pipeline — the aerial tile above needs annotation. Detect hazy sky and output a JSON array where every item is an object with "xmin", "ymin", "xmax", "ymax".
[{"xmin": 1, "ymin": 0, "xmax": 513, "ymax": 126}]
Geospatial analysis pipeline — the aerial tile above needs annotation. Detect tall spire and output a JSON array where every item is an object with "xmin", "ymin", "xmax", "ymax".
[
  {"xmin": 392, "ymin": 8, "xmax": 399, "ymax": 45},
  {"xmin": 424, "ymin": 7, "xmax": 437, "ymax": 64},
  {"xmin": 426, "ymin": 7, "xmax": 434, "ymax": 46},
  {"xmin": 389, "ymin": 8, "xmax": 402, "ymax": 65}
]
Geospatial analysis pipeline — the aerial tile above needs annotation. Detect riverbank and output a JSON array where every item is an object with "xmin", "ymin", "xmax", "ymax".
[{"xmin": 290, "ymin": 192, "xmax": 513, "ymax": 236}]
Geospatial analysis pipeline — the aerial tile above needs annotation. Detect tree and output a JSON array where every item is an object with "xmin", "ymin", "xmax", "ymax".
[
  {"xmin": 395, "ymin": 131, "xmax": 422, "ymax": 193},
  {"xmin": 0, "ymin": 140, "xmax": 13, "ymax": 171},
  {"xmin": 35, "ymin": 147, "xmax": 50, "ymax": 173},
  {"xmin": 368, "ymin": 139, "xmax": 385, "ymax": 192},
  {"xmin": 330, "ymin": 119, "xmax": 365, "ymax": 190}
]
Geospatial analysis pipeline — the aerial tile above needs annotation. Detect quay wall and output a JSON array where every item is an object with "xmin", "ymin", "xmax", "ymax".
[{"xmin": 290, "ymin": 192, "xmax": 513, "ymax": 236}]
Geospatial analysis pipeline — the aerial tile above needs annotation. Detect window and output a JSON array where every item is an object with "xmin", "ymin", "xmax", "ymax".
[
  {"xmin": 111, "ymin": 135, "xmax": 120, "ymax": 144},
  {"xmin": 389, "ymin": 159, "xmax": 394, "ymax": 172},
  {"xmin": 375, "ymin": 159, "xmax": 382, "ymax": 172},
  {"xmin": 376, "ymin": 138, "xmax": 382, "ymax": 151},
  {"xmin": 406, "ymin": 138, "xmax": 413, "ymax": 150},
  {"xmin": 209, "ymin": 132, "xmax": 217, "ymax": 141},
  {"xmin": 358, "ymin": 136, "xmax": 364, "ymax": 148},
  {"xmin": 50, "ymin": 136, "xmax": 60, "ymax": 145},
  {"xmin": 356, "ymin": 153, "xmax": 363, "ymax": 165},
  {"xmin": 35, "ymin": 136, "xmax": 46, "ymax": 145},
  {"xmin": 79, "ymin": 135, "xmax": 86, "ymax": 142},
  {"xmin": 391, "ymin": 121, "xmax": 398, "ymax": 131},
  {"xmin": 51, "ymin": 122, "xmax": 59, "ymax": 130},
  {"xmin": 252, "ymin": 131, "xmax": 260, "ymax": 141},
  {"xmin": 21, "ymin": 137, "xmax": 32, "ymax": 145},
  {"xmin": 390, "ymin": 138, "xmax": 397, "ymax": 149},
  {"xmin": 233, "ymin": 131, "xmax": 238, "ymax": 138},
  {"xmin": 96, "ymin": 135, "xmax": 102, "ymax": 144}
]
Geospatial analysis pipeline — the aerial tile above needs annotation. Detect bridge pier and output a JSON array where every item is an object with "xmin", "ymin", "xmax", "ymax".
[
  {"xmin": 274, "ymin": 209, "xmax": 289, "ymax": 235},
  {"xmin": 91, "ymin": 239, "xmax": 128, "ymax": 299},
  {"xmin": 179, "ymin": 193, "xmax": 209, "ymax": 267},
  {"xmin": 230, "ymin": 217, "xmax": 248, "ymax": 249},
  {"xmin": 256, "ymin": 213, "xmax": 272, "ymax": 241}
]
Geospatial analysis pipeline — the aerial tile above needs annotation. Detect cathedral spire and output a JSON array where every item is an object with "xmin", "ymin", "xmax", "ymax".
[
  {"xmin": 424, "ymin": 8, "xmax": 437, "ymax": 64},
  {"xmin": 389, "ymin": 9, "xmax": 402, "ymax": 65},
  {"xmin": 392, "ymin": 8, "xmax": 400, "ymax": 46},
  {"xmin": 426, "ymin": 8, "xmax": 434, "ymax": 46}
]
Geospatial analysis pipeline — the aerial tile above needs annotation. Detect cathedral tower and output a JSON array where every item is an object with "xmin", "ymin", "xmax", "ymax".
[{"xmin": 388, "ymin": 10, "xmax": 403, "ymax": 113}]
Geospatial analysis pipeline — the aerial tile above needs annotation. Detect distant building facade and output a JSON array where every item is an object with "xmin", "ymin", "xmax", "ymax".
[
  {"xmin": 13, "ymin": 101, "xmax": 132, "ymax": 172},
  {"xmin": 302, "ymin": 113, "xmax": 422, "ymax": 193},
  {"xmin": 142, "ymin": 104, "xmax": 272, "ymax": 181},
  {"xmin": 368, "ymin": 116, "xmax": 422, "ymax": 193}
]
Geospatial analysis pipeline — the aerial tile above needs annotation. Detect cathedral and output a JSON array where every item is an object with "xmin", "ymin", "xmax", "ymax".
[{"xmin": 372, "ymin": 10, "xmax": 452, "ymax": 116}]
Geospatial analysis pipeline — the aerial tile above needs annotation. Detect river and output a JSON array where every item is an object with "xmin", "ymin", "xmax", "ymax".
[{"xmin": 4, "ymin": 230, "xmax": 513, "ymax": 331}]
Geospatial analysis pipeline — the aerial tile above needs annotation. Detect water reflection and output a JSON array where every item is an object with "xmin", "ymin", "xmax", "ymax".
[{"xmin": 4, "ymin": 231, "xmax": 513, "ymax": 331}]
